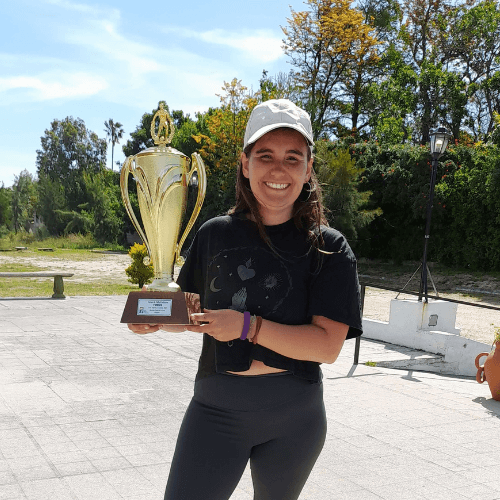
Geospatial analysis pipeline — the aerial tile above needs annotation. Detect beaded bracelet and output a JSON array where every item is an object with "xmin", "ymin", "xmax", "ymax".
[
  {"xmin": 247, "ymin": 315, "xmax": 257, "ymax": 342},
  {"xmin": 249, "ymin": 314, "xmax": 256, "ymax": 334}
]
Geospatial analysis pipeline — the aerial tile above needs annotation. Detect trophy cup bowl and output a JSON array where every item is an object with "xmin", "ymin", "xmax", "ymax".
[{"xmin": 120, "ymin": 104, "xmax": 206, "ymax": 325}]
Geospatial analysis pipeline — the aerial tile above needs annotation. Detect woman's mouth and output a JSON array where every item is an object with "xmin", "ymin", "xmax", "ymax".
[{"xmin": 265, "ymin": 182, "xmax": 290, "ymax": 190}]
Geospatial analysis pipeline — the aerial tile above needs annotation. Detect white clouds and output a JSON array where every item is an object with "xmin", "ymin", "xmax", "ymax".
[
  {"xmin": 61, "ymin": 18, "xmax": 162, "ymax": 79},
  {"xmin": 0, "ymin": 72, "xmax": 108, "ymax": 103},
  {"xmin": 1, "ymin": 0, "xmax": 286, "ymax": 110},
  {"xmin": 164, "ymin": 27, "xmax": 284, "ymax": 64}
]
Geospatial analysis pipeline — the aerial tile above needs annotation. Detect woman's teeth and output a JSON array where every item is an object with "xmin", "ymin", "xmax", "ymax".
[{"xmin": 265, "ymin": 182, "xmax": 289, "ymax": 190}]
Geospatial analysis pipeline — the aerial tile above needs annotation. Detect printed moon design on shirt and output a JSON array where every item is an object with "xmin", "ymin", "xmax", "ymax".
[
  {"xmin": 210, "ymin": 277, "xmax": 222, "ymax": 292},
  {"xmin": 206, "ymin": 246, "xmax": 292, "ymax": 317}
]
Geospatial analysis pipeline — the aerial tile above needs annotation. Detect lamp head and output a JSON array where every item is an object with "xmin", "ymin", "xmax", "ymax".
[{"xmin": 429, "ymin": 126, "xmax": 451, "ymax": 157}]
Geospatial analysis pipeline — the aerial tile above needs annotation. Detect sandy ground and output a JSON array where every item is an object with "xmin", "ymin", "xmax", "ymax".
[
  {"xmin": 0, "ymin": 252, "xmax": 132, "ymax": 284},
  {"xmin": 1, "ymin": 252, "xmax": 498, "ymax": 346}
]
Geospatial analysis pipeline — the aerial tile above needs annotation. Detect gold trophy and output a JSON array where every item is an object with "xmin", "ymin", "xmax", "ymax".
[{"xmin": 120, "ymin": 103, "xmax": 206, "ymax": 324}]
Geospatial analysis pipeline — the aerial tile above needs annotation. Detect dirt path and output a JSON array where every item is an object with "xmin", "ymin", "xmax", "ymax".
[
  {"xmin": 0, "ymin": 252, "xmax": 131, "ymax": 284},
  {"xmin": 1, "ymin": 253, "xmax": 498, "ymax": 345}
]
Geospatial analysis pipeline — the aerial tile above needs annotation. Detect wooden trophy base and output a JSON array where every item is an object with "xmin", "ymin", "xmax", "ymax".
[{"xmin": 120, "ymin": 291, "xmax": 201, "ymax": 325}]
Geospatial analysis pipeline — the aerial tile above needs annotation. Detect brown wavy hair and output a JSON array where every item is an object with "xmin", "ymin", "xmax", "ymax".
[{"xmin": 228, "ymin": 133, "xmax": 329, "ymax": 261}]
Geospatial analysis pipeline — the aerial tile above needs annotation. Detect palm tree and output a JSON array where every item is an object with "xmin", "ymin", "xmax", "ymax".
[{"xmin": 104, "ymin": 119, "xmax": 124, "ymax": 171}]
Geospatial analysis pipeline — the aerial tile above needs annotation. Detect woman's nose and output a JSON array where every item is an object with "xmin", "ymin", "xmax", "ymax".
[{"xmin": 269, "ymin": 160, "xmax": 287, "ymax": 173}]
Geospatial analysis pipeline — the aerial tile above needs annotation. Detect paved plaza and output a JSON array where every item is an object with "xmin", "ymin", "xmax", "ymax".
[{"xmin": 0, "ymin": 295, "xmax": 499, "ymax": 500}]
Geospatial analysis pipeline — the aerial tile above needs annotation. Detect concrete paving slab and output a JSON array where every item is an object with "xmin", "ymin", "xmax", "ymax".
[{"xmin": 0, "ymin": 295, "xmax": 500, "ymax": 499}]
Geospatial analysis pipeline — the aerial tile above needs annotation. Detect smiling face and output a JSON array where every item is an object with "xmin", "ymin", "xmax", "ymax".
[{"xmin": 241, "ymin": 128, "xmax": 313, "ymax": 226}]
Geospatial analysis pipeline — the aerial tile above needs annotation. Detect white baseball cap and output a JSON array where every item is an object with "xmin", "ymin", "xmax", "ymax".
[{"xmin": 243, "ymin": 99, "xmax": 314, "ymax": 151}]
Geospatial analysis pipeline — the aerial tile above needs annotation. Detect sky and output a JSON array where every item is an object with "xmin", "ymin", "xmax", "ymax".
[{"xmin": 0, "ymin": 0, "xmax": 307, "ymax": 188}]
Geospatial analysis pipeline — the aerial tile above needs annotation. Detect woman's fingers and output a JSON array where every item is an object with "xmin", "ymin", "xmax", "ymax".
[
  {"xmin": 127, "ymin": 323, "xmax": 160, "ymax": 334},
  {"xmin": 190, "ymin": 312, "xmax": 208, "ymax": 323}
]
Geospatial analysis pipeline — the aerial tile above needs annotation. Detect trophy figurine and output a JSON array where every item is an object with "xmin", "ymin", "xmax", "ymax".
[{"xmin": 120, "ymin": 103, "xmax": 206, "ymax": 324}]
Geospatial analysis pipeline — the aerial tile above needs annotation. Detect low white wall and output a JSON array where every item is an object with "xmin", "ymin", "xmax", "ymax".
[{"xmin": 362, "ymin": 299, "xmax": 492, "ymax": 377}]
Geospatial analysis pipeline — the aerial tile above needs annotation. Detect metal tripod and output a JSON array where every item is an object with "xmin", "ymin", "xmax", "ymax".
[{"xmin": 395, "ymin": 262, "xmax": 439, "ymax": 301}]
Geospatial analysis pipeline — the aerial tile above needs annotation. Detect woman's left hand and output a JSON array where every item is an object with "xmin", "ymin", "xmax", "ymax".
[{"xmin": 186, "ymin": 309, "xmax": 245, "ymax": 342}]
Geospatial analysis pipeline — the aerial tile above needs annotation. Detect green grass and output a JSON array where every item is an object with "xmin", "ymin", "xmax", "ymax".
[
  {"xmin": 0, "ymin": 237, "xmax": 135, "ymax": 297},
  {"xmin": 0, "ymin": 232, "xmax": 127, "ymax": 252},
  {"xmin": 0, "ymin": 262, "xmax": 48, "ymax": 272},
  {"xmin": 0, "ymin": 277, "xmax": 138, "ymax": 298}
]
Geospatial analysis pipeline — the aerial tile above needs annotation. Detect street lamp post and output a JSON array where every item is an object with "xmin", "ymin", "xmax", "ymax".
[{"xmin": 418, "ymin": 126, "xmax": 451, "ymax": 302}]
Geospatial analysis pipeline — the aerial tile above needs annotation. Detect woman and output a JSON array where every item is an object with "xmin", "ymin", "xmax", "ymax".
[{"xmin": 129, "ymin": 99, "xmax": 363, "ymax": 500}]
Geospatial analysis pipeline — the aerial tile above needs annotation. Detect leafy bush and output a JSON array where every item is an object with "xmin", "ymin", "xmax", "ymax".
[
  {"xmin": 327, "ymin": 138, "xmax": 500, "ymax": 270},
  {"xmin": 314, "ymin": 141, "xmax": 382, "ymax": 246},
  {"xmin": 125, "ymin": 243, "xmax": 154, "ymax": 288}
]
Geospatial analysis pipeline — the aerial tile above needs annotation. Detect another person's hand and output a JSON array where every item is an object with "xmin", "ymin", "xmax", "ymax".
[{"xmin": 186, "ymin": 309, "xmax": 245, "ymax": 342}]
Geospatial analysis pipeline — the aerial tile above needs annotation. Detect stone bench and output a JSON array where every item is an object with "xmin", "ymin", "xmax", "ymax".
[{"xmin": 0, "ymin": 272, "xmax": 74, "ymax": 298}]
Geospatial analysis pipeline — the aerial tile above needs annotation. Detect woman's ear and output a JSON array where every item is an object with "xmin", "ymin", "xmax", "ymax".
[
  {"xmin": 305, "ymin": 156, "xmax": 314, "ymax": 182},
  {"xmin": 241, "ymin": 151, "xmax": 250, "ymax": 179}
]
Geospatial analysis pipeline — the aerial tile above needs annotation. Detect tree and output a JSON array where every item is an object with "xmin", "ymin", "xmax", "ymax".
[
  {"xmin": 51, "ymin": 170, "xmax": 123, "ymax": 244},
  {"xmin": 81, "ymin": 170, "xmax": 122, "ymax": 244},
  {"xmin": 122, "ymin": 101, "xmax": 206, "ymax": 159},
  {"xmin": 314, "ymin": 141, "xmax": 381, "ymax": 243},
  {"xmin": 104, "ymin": 119, "xmax": 124, "ymax": 171},
  {"xmin": 36, "ymin": 117, "xmax": 111, "ymax": 236},
  {"xmin": 367, "ymin": 46, "xmax": 419, "ymax": 143},
  {"xmin": 193, "ymin": 79, "xmax": 259, "ymax": 219},
  {"xmin": 358, "ymin": 0, "xmax": 403, "ymax": 44},
  {"xmin": 0, "ymin": 183, "xmax": 13, "ymax": 231},
  {"xmin": 439, "ymin": 0, "xmax": 500, "ymax": 138},
  {"xmin": 195, "ymin": 79, "xmax": 258, "ymax": 171},
  {"xmin": 282, "ymin": 0, "xmax": 379, "ymax": 138},
  {"xmin": 11, "ymin": 170, "xmax": 37, "ymax": 233},
  {"xmin": 344, "ymin": 0, "xmax": 402, "ymax": 138},
  {"xmin": 36, "ymin": 117, "xmax": 107, "ymax": 212},
  {"xmin": 36, "ymin": 173, "xmax": 67, "ymax": 235},
  {"xmin": 363, "ymin": 0, "xmax": 482, "ymax": 143},
  {"xmin": 259, "ymin": 70, "xmax": 302, "ymax": 102},
  {"xmin": 398, "ymin": 0, "xmax": 462, "ymax": 142}
]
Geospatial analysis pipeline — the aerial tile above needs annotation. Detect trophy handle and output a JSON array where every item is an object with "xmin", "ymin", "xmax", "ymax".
[
  {"xmin": 175, "ymin": 152, "xmax": 207, "ymax": 265},
  {"xmin": 120, "ymin": 157, "xmax": 151, "ymax": 257}
]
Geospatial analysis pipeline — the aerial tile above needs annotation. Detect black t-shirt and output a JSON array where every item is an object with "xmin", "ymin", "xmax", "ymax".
[{"xmin": 177, "ymin": 211, "xmax": 363, "ymax": 384}]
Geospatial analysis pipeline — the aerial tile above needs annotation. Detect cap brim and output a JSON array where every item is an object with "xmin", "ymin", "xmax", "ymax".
[{"xmin": 244, "ymin": 123, "xmax": 314, "ymax": 150}]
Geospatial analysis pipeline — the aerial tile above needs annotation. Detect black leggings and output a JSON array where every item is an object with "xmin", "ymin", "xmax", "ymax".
[{"xmin": 164, "ymin": 372, "xmax": 327, "ymax": 500}]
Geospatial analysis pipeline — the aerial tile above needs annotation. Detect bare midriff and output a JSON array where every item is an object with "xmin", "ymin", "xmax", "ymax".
[{"xmin": 226, "ymin": 359, "xmax": 288, "ymax": 376}]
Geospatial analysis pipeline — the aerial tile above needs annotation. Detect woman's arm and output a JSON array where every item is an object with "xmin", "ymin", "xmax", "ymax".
[
  {"xmin": 187, "ymin": 310, "xmax": 349, "ymax": 364},
  {"xmin": 253, "ymin": 315, "xmax": 348, "ymax": 364}
]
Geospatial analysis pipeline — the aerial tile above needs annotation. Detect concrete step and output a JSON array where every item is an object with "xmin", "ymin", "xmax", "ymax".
[
  {"xmin": 375, "ymin": 355, "xmax": 448, "ymax": 374},
  {"xmin": 355, "ymin": 339, "xmax": 456, "ymax": 376}
]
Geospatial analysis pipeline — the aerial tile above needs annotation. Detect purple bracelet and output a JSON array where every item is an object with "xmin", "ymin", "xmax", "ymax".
[{"xmin": 240, "ymin": 311, "xmax": 251, "ymax": 340}]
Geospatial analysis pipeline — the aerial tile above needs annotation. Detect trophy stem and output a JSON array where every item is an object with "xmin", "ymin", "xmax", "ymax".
[{"xmin": 148, "ymin": 274, "xmax": 181, "ymax": 292}]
